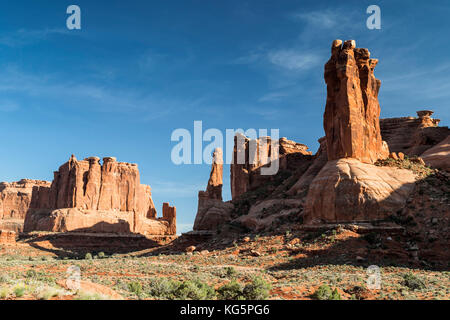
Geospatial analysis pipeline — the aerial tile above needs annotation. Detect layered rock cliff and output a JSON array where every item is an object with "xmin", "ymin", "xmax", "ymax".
[
  {"xmin": 0, "ymin": 155, "xmax": 176, "ymax": 236},
  {"xmin": 231, "ymin": 135, "xmax": 312, "ymax": 200},
  {"xmin": 0, "ymin": 180, "xmax": 51, "ymax": 232},
  {"xmin": 45, "ymin": 155, "xmax": 157, "ymax": 216},
  {"xmin": 380, "ymin": 110, "xmax": 449, "ymax": 156}
]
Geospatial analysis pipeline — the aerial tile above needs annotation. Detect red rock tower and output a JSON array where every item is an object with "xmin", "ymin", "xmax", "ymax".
[{"xmin": 324, "ymin": 40, "xmax": 388, "ymax": 164}]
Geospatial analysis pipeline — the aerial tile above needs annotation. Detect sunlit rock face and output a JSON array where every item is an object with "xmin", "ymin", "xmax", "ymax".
[
  {"xmin": 324, "ymin": 40, "xmax": 388, "ymax": 164},
  {"xmin": 304, "ymin": 158, "xmax": 416, "ymax": 224},
  {"xmin": 194, "ymin": 148, "xmax": 234, "ymax": 231},
  {"xmin": 21, "ymin": 155, "xmax": 176, "ymax": 236}
]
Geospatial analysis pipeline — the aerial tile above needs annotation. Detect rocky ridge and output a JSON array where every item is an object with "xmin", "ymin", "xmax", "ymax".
[{"xmin": 191, "ymin": 40, "xmax": 449, "ymax": 235}]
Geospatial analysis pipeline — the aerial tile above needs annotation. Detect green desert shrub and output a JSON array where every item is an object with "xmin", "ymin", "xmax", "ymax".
[
  {"xmin": 84, "ymin": 253, "xmax": 93, "ymax": 260},
  {"xmin": 0, "ymin": 287, "xmax": 9, "ymax": 299},
  {"xmin": 217, "ymin": 277, "xmax": 272, "ymax": 300},
  {"xmin": 217, "ymin": 280, "xmax": 244, "ymax": 300},
  {"xmin": 37, "ymin": 287, "xmax": 60, "ymax": 300},
  {"xmin": 148, "ymin": 278, "xmax": 215, "ymax": 300},
  {"xmin": 148, "ymin": 278, "xmax": 179, "ymax": 299},
  {"xmin": 173, "ymin": 280, "xmax": 216, "ymax": 300},
  {"xmin": 128, "ymin": 281, "xmax": 143, "ymax": 297},
  {"xmin": 402, "ymin": 273, "xmax": 426, "ymax": 290},
  {"xmin": 312, "ymin": 285, "xmax": 341, "ymax": 300},
  {"xmin": 13, "ymin": 284, "xmax": 26, "ymax": 298},
  {"xmin": 223, "ymin": 266, "xmax": 237, "ymax": 279},
  {"xmin": 242, "ymin": 276, "xmax": 271, "ymax": 300}
]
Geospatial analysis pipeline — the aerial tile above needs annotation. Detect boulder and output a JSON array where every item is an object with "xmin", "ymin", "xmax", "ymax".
[
  {"xmin": 193, "ymin": 196, "xmax": 234, "ymax": 231},
  {"xmin": 389, "ymin": 152, "xmax": 399, "ymax": 160},
  {"xmin": 421, "ymin": 135, "xmax": 450, "ymax": 172},
  {"xmin": 186, "ymin": 245, "xmax": 196, "ymax": 253},
  {"xmin": 304, "ymin": 159, "xmax": 417, "ymax": 224}
]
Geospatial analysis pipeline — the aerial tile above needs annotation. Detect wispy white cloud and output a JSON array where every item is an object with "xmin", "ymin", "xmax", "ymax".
[
  {"xmin": 0, "ymin": 66, "xmax": 202, "ymax": 120},
  {"xmin": 382, "ymin": 62, "xmax": 450, "ymax": 98},
  {"xmin": 258, "ymin": 91, "xmax": 291, "ymax": 103},
  {"xmin": 233, "ymin": 48, "xmax": 321, "ymax": 73},
  {"xmin": 231, "ymin": 51, "xmax": 264, "ymax": 65},
  {"xmin": 0, "ymin": 28, "xmax": 74, "ymax": 47},
  {"xmin": 268, "ymin": 50, "xmax": 321, "ymax": 71},
  {"xmin": 292, "ymin": 10, "xmax": 340, "ymax": 29},
  {"xmin": 290, "ymin": 8, "xmax": 360, "ymax": 35}
]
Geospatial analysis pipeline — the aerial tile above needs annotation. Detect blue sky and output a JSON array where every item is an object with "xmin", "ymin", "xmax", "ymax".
[{"xmin": 0, "ymin": 0, "xmax": 449, "ymax": 233}]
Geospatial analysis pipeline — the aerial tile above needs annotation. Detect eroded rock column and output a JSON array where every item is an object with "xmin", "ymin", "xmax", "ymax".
[{"xmin": 324, "ymin": 40, "xmax": 388, "ymax": 164}]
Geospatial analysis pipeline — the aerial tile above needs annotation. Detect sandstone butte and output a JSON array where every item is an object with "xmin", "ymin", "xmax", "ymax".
[
  {"xmin": 191, "ymin": 39, "xmax": 449, "ymax": 232},
  {"xmin": 0, "ymin": 155, "xmax": 176, "ymax": 236}
]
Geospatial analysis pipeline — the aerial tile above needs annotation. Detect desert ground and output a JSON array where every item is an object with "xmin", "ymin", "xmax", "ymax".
[{"xmin": 1, "ymin": 226, "xmax": 448, "ymax": 300}]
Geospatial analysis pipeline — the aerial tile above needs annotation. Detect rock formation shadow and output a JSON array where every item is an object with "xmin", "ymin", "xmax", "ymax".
[
  {"xmin": 267, "ymin": 171, "xmax": 450, "ymax": 272},
  {"xmin": 24, "ymin": 221, "xmax": 162, "ymax": 258}
]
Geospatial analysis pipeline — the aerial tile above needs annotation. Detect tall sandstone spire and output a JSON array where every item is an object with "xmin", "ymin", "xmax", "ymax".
[
  {"xmin": 304, "ymin": 40, "xmax": 415, "ymax": 224},
  {"xmin": 193, "ymin": 148, "xmax": 233, "ymax": 231},
  {"xmin": 324, "ymin": 40, "xmax": 388, "ymax": 164},
  {"xmin": 205, "ymin": 148, "xmax": 223, "ymax": 201}
]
